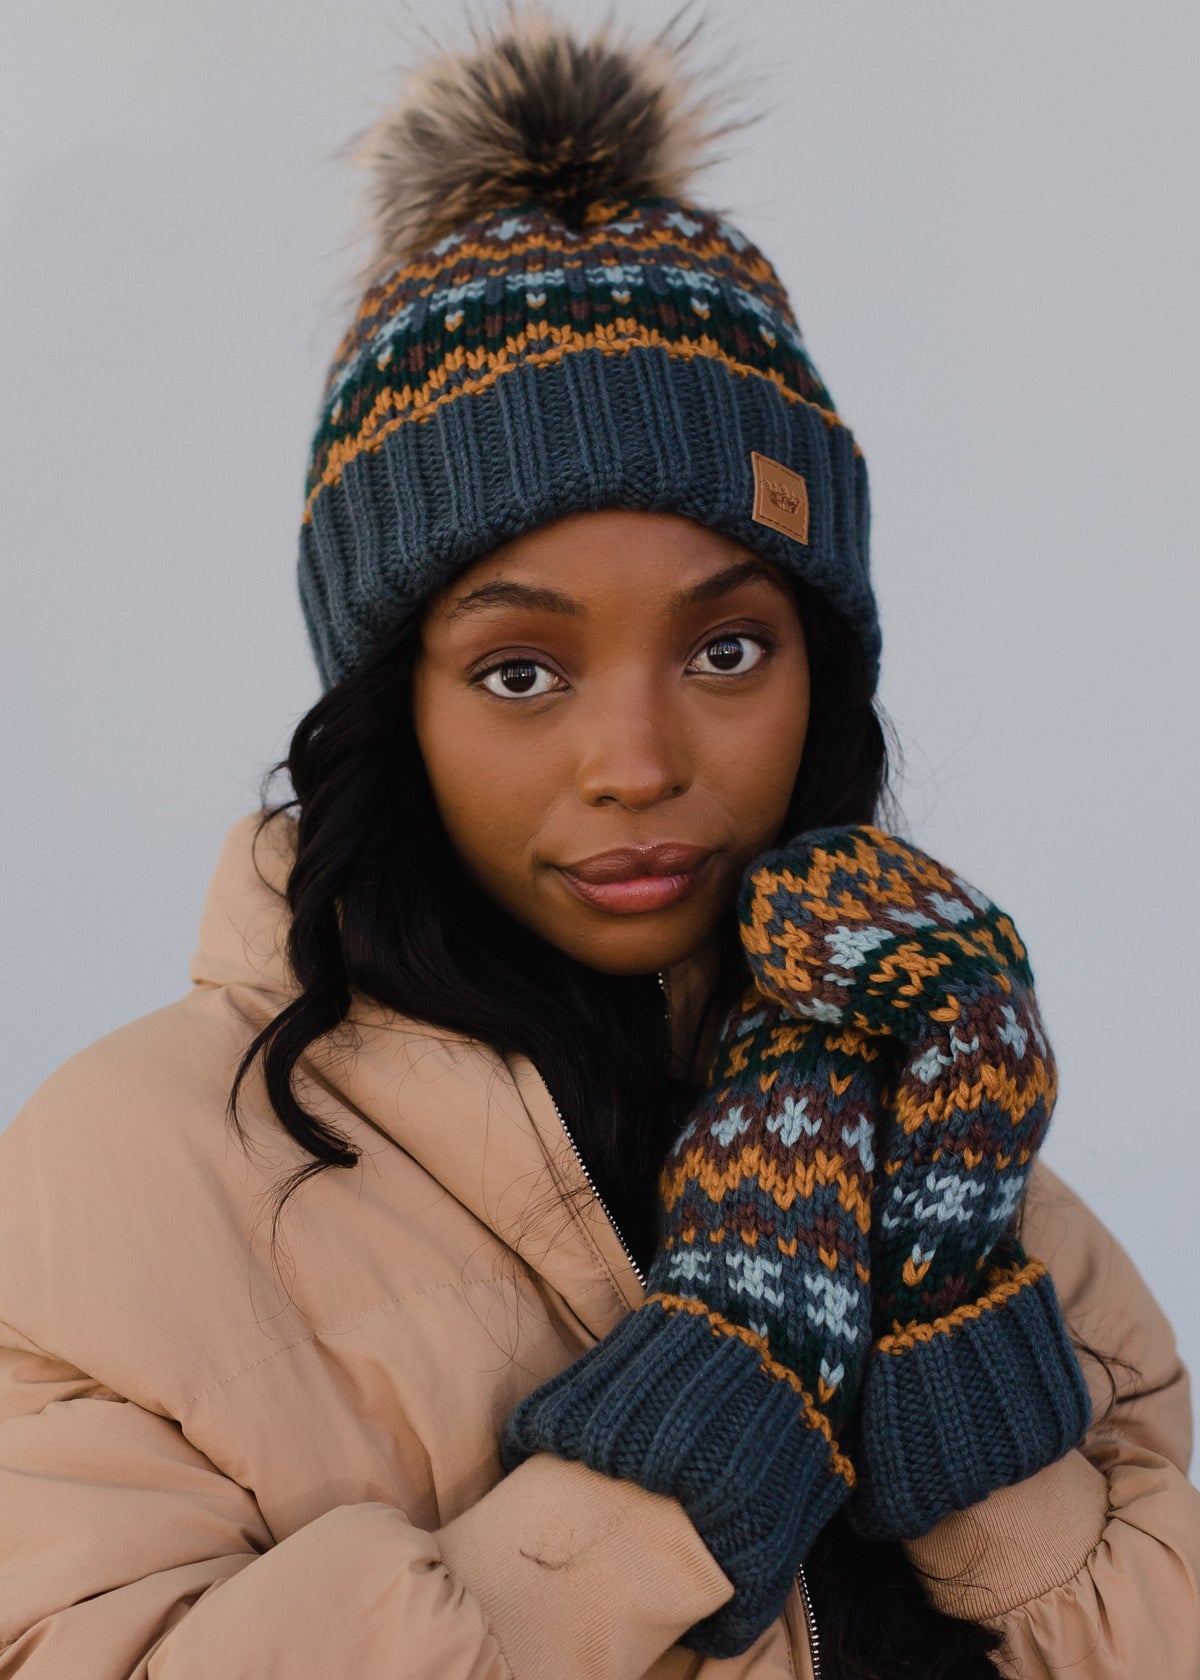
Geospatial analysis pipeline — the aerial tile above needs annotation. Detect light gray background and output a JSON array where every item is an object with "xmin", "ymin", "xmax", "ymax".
[{"xmin": 3, "ymin": 4, "xmax": 1198, "ymax": 1403}]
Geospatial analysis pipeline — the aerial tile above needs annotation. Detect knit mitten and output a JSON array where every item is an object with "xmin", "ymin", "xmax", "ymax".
[
  {"xmin": 501, "ymin": 986, "xmax": 884, "ymax": 1657},
  {"xmin": 740, "ymin": 825, "xmax": 1092, "ymax": 1540}
]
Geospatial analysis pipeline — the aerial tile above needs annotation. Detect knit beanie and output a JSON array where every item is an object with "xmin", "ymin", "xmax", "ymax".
[{"xmin": 298, "ymin": 9, "xmax": 880, "ymax": 692}]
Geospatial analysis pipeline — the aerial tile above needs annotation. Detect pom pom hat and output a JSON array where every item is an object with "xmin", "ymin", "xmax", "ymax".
[{"xmin": 298, "ymin": 6, "xmax": 881, "ymax": 692}]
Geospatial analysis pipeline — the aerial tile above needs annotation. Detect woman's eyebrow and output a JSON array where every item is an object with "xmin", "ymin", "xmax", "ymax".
[
  {"xmin": 449, "ymin": 580, "xmax": 584, "ymax": 618},
  {"xmin": 671, "ymin": 558, "xmax": 785, "ymax": 610},
  {"xmin": 449, "ymin": 556, "xmax": 780, "ymax": 619}
]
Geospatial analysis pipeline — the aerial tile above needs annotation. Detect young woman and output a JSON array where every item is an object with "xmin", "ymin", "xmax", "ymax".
[{"xmin": 1, "ymin": 14, "xmax": 1196, "ymax": 1679}]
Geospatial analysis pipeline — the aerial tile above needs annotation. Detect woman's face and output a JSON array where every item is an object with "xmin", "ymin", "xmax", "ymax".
[{"xmin": 412, "ymin": 509, "xmax": 810, "ymax": 977}]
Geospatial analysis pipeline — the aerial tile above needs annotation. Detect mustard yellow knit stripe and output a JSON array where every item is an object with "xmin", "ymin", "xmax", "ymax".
[
  {"xmin": 658, "ymin": 1145, "xmax": 872, "ymax": 1232},
  {"xmin": 888, "ymin": 1060, "xmax": 1057, "ymax": 1136},
  {"xmin": 304, "ymin": 324, "xmax": 853, "ymax": 522},
  {"xmin": 875, "ymin": 1256, "xmax": 1048, "ymax": 1355},
  {"xmin": 645, "ymin": 1290, "xmax": 857, "ymax": 1486}
]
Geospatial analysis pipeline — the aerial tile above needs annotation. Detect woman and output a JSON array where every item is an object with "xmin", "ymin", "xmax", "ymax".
[{"xmin": 1, "ymin": 13, "xmax": 1196, "ymax": 1678}]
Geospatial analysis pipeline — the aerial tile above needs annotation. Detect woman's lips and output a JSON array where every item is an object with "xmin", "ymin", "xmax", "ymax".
[{"xmin": 557, "ymin": 844, "xmax": 716, "ymax": 915}]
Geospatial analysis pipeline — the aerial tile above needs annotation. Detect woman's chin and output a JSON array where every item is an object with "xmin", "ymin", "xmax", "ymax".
[{"xmin": 539, "ymin": 910, "xmax": 722, "ymax": 978}]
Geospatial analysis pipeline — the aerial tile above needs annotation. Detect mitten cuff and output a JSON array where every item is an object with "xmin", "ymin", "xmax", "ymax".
[
  {"xmin": 502, "ymin": 1297, "xmax": 853, "ymax": 1658},
  {"xmin": 847, "ymin": 1257, "xmax": 1092, "ymax": 1541}
]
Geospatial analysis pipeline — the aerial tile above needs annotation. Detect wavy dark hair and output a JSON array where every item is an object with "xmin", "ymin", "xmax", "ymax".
[{"xmin": 230, "ymin": 574, "xmax": 1016, "ymax": 1678}]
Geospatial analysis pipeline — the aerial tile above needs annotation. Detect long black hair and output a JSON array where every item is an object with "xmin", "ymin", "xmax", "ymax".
[{"xmin": 228, "ymin": 574, "xmax": 1013, "ymax": 1678}]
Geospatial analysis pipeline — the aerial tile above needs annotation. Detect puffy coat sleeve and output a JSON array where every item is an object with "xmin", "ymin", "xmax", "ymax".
[
  {"xmin": 902, "ymin": 1159, "xmax": 1200, "ymax": 1678},
  {"xmin": 0, "ymin": 1320, "xmax": 733, "ymax": 1679}
]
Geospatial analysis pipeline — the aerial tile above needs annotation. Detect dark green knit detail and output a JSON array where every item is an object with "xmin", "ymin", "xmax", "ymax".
[{"xmin": 304, "ymin": 196, "xmax": 840, "ymax": 506}]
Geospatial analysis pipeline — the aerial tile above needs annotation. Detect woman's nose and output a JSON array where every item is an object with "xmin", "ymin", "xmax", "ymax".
[{"xmin": 574, "ymin": 686, "xmax": 691, "ymax": 811}]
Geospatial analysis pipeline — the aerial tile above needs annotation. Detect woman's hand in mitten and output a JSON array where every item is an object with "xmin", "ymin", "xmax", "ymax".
[
  {"xmin": 501, "ymin": 985, "xmax": 884, "ymax": 1658},
  {"xmin": 740, "ymin": 825, "xmax": 1092, "ymax": 1539}
]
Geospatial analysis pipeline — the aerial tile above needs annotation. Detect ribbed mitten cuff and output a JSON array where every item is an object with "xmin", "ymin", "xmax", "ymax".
[
  {"xmin": 501, "ymin": 1299, "xmax": 853, "ymax": 1658},
  {"xmin": 847, "ymin": 1259, "xmax": 1092, "ymax": 1541}
]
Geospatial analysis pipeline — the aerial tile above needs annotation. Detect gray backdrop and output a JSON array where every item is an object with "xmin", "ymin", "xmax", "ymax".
[{"xmin": 4, "ymin": 2, "xmax": 1198, "ymax": 1413}]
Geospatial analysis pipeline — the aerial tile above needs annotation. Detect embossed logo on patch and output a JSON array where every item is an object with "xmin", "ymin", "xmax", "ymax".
[{"xmin": 751, "ymin": 451, "xmax": 810, "ymax": 545}]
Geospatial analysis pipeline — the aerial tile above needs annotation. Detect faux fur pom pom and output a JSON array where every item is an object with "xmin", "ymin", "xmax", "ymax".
[{"xmin": 355, "ymin": 3, "xmax": 730, "ymax": 274}]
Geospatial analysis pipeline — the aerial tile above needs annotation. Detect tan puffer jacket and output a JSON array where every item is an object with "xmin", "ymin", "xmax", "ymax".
[{"xmin": 0, "ymin": 812, "xmax": 1197, "ymax": 1679}]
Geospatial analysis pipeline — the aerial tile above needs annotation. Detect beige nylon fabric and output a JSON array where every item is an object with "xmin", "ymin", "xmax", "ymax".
[{"xmin": 0, "ymin": 810, "xmax": 1195, "ymax": 1677}]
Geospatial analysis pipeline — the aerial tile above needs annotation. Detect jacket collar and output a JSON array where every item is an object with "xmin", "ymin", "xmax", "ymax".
[{"xmin": 189, "ymin": 811, "xmax": 644, "ymax": 1335}]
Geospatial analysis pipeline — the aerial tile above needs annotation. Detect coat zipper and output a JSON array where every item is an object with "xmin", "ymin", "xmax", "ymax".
[
  {"xmin": 538, "ymin": 973, "xmax": 673, "ymax": 1291},
  {"xmin": 546, "ymin": 1087, "xmax": 646, "ymax": 1289},
  {"xmin": 544, "ymin": 972, "xmax": 820, "ymax": 1677},
  {"xmin": 796, "ymin": 1563, "xmax": 822, "ymax": 1679}
]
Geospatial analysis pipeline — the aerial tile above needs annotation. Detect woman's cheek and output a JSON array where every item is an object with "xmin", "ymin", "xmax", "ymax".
[
  {"xmin": 705, "ymin": 699, "xmax": 807, "ymax": 835},
  {"xmin": 427, "ymin": 707, "xmax": 555, "ymax": 885}
]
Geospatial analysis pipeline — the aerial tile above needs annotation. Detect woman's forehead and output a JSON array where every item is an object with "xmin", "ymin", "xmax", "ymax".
[{"xmin": 430, "ymin": 510, "xmax": 788, "ymax": 621}]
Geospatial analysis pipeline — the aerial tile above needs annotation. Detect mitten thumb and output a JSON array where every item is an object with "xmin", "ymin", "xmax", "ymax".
[{"xmin": 739, "ymin": 825, "xmax": 1031, "ymax": 1040}]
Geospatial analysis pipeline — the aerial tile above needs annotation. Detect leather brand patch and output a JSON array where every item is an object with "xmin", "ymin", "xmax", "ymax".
[{"xmin": 751, "ymin": 451, "xmax": 810, "ymax": 545}]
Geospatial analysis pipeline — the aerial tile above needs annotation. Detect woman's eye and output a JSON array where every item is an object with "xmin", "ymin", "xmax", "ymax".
[
  {"xmin": 478, "ymin": 660, "xmax": 560, "ymax": 698},
  {"xmin": 689, "ymin": 634, "xmax": 766, "ymax": 676}
]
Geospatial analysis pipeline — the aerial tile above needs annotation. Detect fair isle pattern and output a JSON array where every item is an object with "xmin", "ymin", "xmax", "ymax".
[
  {"xmin": 504, "ymin": 828, "xmax": 1091, "ymax": 1567},
  {"xmin": 304, "ymin": 197, "xmax": 842, "ymax": 517},
  {"xmin": 738, "ymin": 826, "xmax": 1058, "ymax": 1340},
  {"xmin": 645, "ymin": 989, "xmax": 884, "ymax": 1436},
  {"xmin": 873, "ymin": 1248, "xmax": 1047, "ymax": 1355}
]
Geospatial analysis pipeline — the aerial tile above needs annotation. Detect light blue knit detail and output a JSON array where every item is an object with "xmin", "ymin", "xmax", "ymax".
[
  {"xmin": 823, "ymin": 923, "xmax": 895, "ymax": 970},
  {"xmin": 725, "ymin": 1249, "xmax": 786, "ymax": 1307},
  {"xmin": 325, "ymin": 258, "xmax": 811, "ymax": 404},
  {"xmin": 819, "ymin": 1355, "xmax": 845, "ymax": 1392},
  {"xmin": 792, "ymin": 996, "xmax": 845, "ymax": 1024},
  {"xmin": 664, "ymin": 1247, "xmax": 713, "ymax": 1286},
  {"xmin": 904, "ymin": 1028, "xmax": 981, "ymax": 1082},
  {"xmin": 997, "ymin": 1004, "xmax": 1029, "ymax": 1058},
  {"xmin": 709, "ymin": 1107, "xmax": 751, "ymax": 1147},
  {"xmin": 880, "ymin": 1170, "xmax": 987, "ymax": 1230},
  {"xmin": 840, "ymin": 1114, "xmax": 876, "ymax": 1173},
  {"xmin": 887, "ymin": 906, "xmax": 937, "ymax": 929},
  {"xmin": 988, "ymin": 1169, "xmax": 1032, "ymax": 1228},
  {"xmin": 927, "ymin": 892, "xmax": 974, "ymax": 924},
  {"xmin": 948, "ymin": 873, "xmax": 993, "ymax": 912},
  {"xmin": 715, "ymin": 219, "xmax": 748, "ymax": 252},
  {"xmin": 803, "ymin": 1273, "xmax": 864, "ymax": 1341},
  {"xmin": 665, "ymin": 209, "xmax": 704, "ymax": 237},
  {"xmin": 766, "ymin": 1093, "xmax": 823, "ymax": 1146},
  {"xmin": 909, "ymin": 1042, "xmax": 952, "ymax": 1082},
  {"xmin": 494, "ymin": 215, "xmax": 533, "ymax": 241}
]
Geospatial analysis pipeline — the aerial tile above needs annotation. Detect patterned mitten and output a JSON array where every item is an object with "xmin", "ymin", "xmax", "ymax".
[
  {"xmin": 501, "ymin": 985, "xmax": 884, "ymax": 1657},
  {"xmin": 740, "ymin": 825, "xmax": 1092, "ymax": 1540}
]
